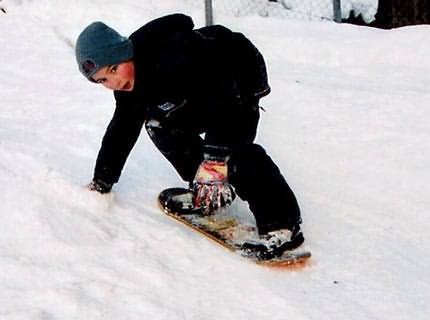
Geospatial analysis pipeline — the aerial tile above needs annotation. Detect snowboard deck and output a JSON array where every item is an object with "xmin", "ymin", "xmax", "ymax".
[{"xmin": 158, "ymin": 188, "xmax": 311, "ymax": 268}]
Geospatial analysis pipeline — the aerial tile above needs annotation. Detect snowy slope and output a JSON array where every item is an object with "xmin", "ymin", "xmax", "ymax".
[{"xmin": 1, "ymin": 1, "xmax": 429, "ymax": 319}]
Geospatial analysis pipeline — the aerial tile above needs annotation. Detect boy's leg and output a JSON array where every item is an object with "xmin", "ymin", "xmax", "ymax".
[
  {"xmin": 145, "ymin": 119, "xmax": 204, "ymax": 182},
  {"xmin": 228, "ymin": 144, "xmax": 302, "ymax": 235}
]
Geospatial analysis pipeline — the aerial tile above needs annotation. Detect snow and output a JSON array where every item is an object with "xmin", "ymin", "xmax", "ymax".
[
  {"xmin": 1, "ymin": 0, "xmax": 429, "ymax": 319},
  {"xmin": 341, "ymin": 0, "xmax": 378, "ymax": 23}
]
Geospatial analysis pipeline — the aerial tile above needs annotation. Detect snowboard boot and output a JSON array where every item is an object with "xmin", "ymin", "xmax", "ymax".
[
  {"xmin": 241, "ymin": 225, "xmax": 304, "ymax": 261},
  {"xmin": 159, "ymin": 186, "xmax": 236, "ymax": 216}
]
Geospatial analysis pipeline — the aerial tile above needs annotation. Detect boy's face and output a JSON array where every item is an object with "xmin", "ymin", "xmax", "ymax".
[{"xmin": 92, "ymin": 61, "xmax": 135, "ymax": 91}]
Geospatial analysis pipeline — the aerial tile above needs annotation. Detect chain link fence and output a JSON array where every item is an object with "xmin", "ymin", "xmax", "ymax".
[
  {"xmin": 199, "ymin": 0, "xmax": 378, "ymax": 25},
  {"xmin": 209, "ymin": 0, "xmax": 336, "ymax": 21},
  {"xmin": 199, "ymin": 0, "xmax": 430, "ymax": 29}
]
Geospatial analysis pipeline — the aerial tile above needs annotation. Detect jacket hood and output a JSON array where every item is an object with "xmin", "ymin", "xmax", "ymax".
[{"xmin": 129, "ymin": 14, "xmax": 194, "ymax": 44}]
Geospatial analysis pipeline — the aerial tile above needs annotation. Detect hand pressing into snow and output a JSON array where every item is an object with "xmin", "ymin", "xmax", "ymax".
[
  {"xmin": 87, "ymin": 179, "xmax": 112, "ymax": 194},
  {"xmin": 1, "ymin": 0, "xmax": 6, "ymax": 14}
]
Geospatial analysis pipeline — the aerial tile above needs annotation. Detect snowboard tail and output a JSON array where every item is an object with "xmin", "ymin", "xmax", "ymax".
[{"xmin": 158, "ymin": 188, "xmax": 311, "ymax": 268}]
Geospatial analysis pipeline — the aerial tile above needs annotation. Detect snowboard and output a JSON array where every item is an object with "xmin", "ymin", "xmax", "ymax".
[{"xmin": 158, "ymin": 188, "xmax": 311, "ymax": 268}]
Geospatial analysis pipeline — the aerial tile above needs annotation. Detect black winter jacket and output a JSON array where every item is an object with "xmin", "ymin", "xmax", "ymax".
[{"xmin": 93, "ymin": 14, "xmax": 271, "ymax": 184}]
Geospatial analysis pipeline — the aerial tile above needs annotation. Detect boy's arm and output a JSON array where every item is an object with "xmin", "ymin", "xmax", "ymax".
[
  {"xmin": 203, "ymin": 96, "xmax": 260, "ymax": 149},
  {"xmin": 92, "ymin": 100, "xmax": 145, "ymax": 189}
]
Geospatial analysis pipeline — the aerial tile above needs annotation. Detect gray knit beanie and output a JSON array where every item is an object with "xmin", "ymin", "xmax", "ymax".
[{"xmin": 75, "ymin": 22, "xmax": 133, "ymax": 81}]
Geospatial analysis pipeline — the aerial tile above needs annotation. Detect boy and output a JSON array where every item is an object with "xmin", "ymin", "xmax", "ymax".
[{"xmin": 75, "ymin": 14, "xmax": 304, "ymax": 259}]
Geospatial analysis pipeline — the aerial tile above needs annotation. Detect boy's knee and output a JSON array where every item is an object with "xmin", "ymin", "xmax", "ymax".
[
  {"xmin": 145, "ymin": 119, "xmax": 162, "ymax": 138},
  {"xmin": 145, "ymin": 119, "xmax": 174, "ymax": 154}
]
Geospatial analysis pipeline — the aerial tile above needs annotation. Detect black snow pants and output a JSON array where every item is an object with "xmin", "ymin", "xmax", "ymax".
[{"xmin": 145, "ymin": 110, "xmax": 302, "ymax": 235}]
